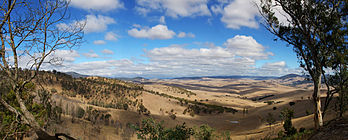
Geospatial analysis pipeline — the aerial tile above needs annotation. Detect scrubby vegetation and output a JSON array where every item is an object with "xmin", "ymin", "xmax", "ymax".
[
  {"xmin": 35, "ymin": 71, "xmax": 150, "ymax": 114},
  {"xmin": 133, "ymin": 118, "xmax": 229, "ymax": 140},
  {"xmin": 0, "ymin": 83, "xmax": 62, "ymax": 139},
  {"xmin": 166, "ymin": 85, "xmax": 197, "ymax": 97},
  {"xmin": 145, "ymin": 89, "xmax": 237, "ymax": 116}
]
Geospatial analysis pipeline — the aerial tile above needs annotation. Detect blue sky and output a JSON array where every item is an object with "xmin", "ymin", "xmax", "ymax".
[{"xmin": 43, "ymin": 0, "xmax": 302, "ymax": 78}]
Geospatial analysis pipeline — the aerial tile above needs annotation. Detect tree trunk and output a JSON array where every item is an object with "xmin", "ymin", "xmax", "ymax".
[
  {"xmin": 339, "ymin": 82, "xmax": 344, "ymax": 117},
  {"xmin": 313, "ymin": 74, "xmax": 323, "ymax": 129},
  {"xmin": 14, "ymin": 90, "xmax": 75, "ymax": 140},
  {"xmin": 339, "ymin": 64, "xmax": 347, "ymax": 118}
]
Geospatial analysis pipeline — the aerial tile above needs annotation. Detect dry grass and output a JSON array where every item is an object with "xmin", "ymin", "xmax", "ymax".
[{"xmin": 33, "ymin": 75, "xmax": 336, "ymax": 140}]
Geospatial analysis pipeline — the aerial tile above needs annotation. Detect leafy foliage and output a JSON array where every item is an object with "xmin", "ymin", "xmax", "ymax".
[
  {"xmin": 280, "ymin": 108, "xmax": 296, "ymax": 136},
  {"xmin": 193, "ymin": 124, "xmax": 215, "ymax": 140},
  {"xmin": 0, "ymin": 83, "xmax": 61, "ymax": 139},
  {"xmin": 132, "ymin": 118, "xmax": 194, "ymax": 140},
  {"xmin": 77, "ymin": 106, "xmax": 85, "ymax": 118},
  {"xmin": 145, "ymin": 89, "xmax": 237, "ymax": 115}
]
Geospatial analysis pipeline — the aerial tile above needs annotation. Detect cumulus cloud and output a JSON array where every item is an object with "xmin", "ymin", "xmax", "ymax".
[
  {"xmin": 83, "ymin": 15, "xmax": 116, "ymax": 33},
  {"xmin": 262, "ymin": 61, "xmax": 286, "ymax": 68},
  {"xmin": 135, "ymin": 7, "xmax": 151, "ymax": 16},
  {"xmin": 49, "ymin": 50, "xmax": 80, "ymax": 63},
  {"xmin": 58, "ymin": 15, "xmax": 116, "ymax": 33},
  {"xmin": 102, "ymin": 49, "xmax": 114, "ymax": 55},
  {"xmin": 135, "ymin": 0, "xmax": 211, "ymax": 18},
  {"xmin": 211, "ymin": 0, "xmax": 290, "ymax": 29},
  {"xmin": 12, "ymin": 50, "xmax": 79, "ymax": 71},
  {"xmin": 68, "ymin": 0, "xmax": 124, "ymax": 12},
  {"xmin": 83, "ymin": 51, "xmax": 99, "ymax": 58},
  {"xmin": 220, "ymin": 0, "xmax": 259, "ymax": 29},
  {"xmin": 258, "ymin": 61, "xmax": 300, "ymax": 76},
  {"xmin": 35, "ymin": 36, "xmax": 297, "ymax": 78},
  {"xmin": 93, "ymin": 40, "xmax": 106, "ymax": 45},
  {"xmin": 104, "ymin": 32, "xmax": 118, "ymax": 41},
  {"xmin": 223, "ymin": 35, "xmax": 272, "ymax": 59},
  {"xmin": 177, "ymin": 32, "xmax": 195, "ymax": 38},
  {"xmin": 128, "ymin": 24, "xmax": 176, "ymax": 39}
]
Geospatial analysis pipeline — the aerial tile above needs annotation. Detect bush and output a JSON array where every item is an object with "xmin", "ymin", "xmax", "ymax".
[
  {"xmin": 265, "ymin": 101, "xmax": 275, "ymax": 105},
  {"xmin": 194, "ymin": 124, "xmax": 215, "ymax": 140},
  {"xmin": 51, "ymin": 88, "xmax": 57, "ymax": 93},
  {"xmin": 132, "ymin": 118, "xmax": 193, "ymax": 140},
  {"xmin": 77, "ymin": 107, "xmax": 85, "ymax": 118},
  {"xmin": 165, "ymin": 123, "xmax": 194, "ymax": 140},
  {"xmin": 220, "ymin": 131, "xmax": 231, "ymax": 140},
  {"xmin": 169, "ymin": 114, "xmax": 176, "ymax": 120},
  {"xmin": 289, "ymin": 102, "xmax": 295, "ymax": 106},
  {"xmin": 280, "ymin": 108, "xmax": 297, "ymax": 136}
]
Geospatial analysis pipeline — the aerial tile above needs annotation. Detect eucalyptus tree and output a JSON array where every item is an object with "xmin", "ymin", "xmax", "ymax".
[
  {"xmin": 0, "ymin": 0, "xmax": 83, "ymax": 139},
  {"xmin": 259, "ymin": 0, "xmax": 347, "ymax": 129}
]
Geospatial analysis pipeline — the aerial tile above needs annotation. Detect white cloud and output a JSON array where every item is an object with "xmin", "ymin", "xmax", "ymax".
[
  {"xmin": 223, "ymin": 35, "xmax": 272, "ymax": 59},
  {"xmin": 102, "ymin": 49, "xmax": 114, "ymax": 55},
  {"xmin": 135, "ymin": 7, "xmax": 151, "ymax": 16},
  {"xmin": 210, "ymin": 4, "xmax": 224, "ymax": 15},
  {"xmin": 50, "ymin": 50, "xmax": 80, "ymax": 62},
  {"xmin": 135, "ymin": 0, "xmax": 211, "ymax": 18},
  {"xmin": 220, "ymin": 0, "xmax": 259, "ymax": 29},
  {"xmin": 128, "ymin": 24, "xmax": 176, "ymax": 39},
  {"xmin": 68, "ymin": 0, "xmax": 124, "ymax": 12},
  {"xmin": 57, "ymin": 15, "xmax": 115, "ymax": 33},
  {"xmin": 34, "ymin": 36, "xmax": 297, "ymax": 78},
  {"xmin": 262, "ymin": 61, "xmax": 286, "ymax": 68},
  {"xmin": 258, "ymin": 61, "xmax": 300, "ymax": 76},
  {"xmin": 132, "ymin": 24, "xmax": 141, "ymax": 28},
  {"xmin": 83, "ymin": 15, "xmax": 116, "ymax": 33},
  {"xmin": 177, "ymin": 32, "xmax": 195, "ymax": 38},
  {"xmin": 105, "ymin": 32, "xmax": 118, "ymax": 41},
  {"xmin": 159, "ymin": 16, "xmax": 166, "ymax": 24},
  {"xmin": 83, "ymin": 51, "xmax": 99, "ymax": 58},
  {"xmin": 212, "ymin": 0, "xmax": 290, "ymax": 29},
  {"xmin": 93, "ymin": 40, "xmax": 106, "ymax": 45},
  {"xmin": 13, "ymin": 50, "xmax": 80, "ymax": 70},
  {"xmin": 267, "ymin": 1, "xmax": 291, "ymax": 26}
]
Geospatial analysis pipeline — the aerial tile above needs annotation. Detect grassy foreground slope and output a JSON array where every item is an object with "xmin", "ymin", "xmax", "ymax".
[{"xmin": 5, "ymin": 71, "xmax": 337, "ymax": 139}]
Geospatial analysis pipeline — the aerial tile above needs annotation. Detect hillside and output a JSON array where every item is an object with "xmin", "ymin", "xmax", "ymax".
[
  {"xmin": 7, "ymin": 71, "xmax": 336, "ymax": 140},
  {"xmin": 310, "ymin": 117, "xmax": 348, "ymax": 140}
]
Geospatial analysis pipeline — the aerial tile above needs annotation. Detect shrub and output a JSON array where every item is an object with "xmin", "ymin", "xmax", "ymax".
[
  {"xmin": 194, "ymin": 124, "xmax": 215, "ymax": 140},
  {"xmin": 165, "ymin": 123, "xmax": 194, "ymax": 140},
  {"xmin": 289, "ymin": 102, "xmax": 295, "ymax": 106},
  {"xmin": 77, "ymin": 107, "xmax": 85, "ymax": 118},
  {"xmin": 305, "ymin": 110, "xmax": 310, "ymax": 115},
  {"xmin": 132, "ymin": 118, "xmax": 193, "ymax": 140},
  {"xmin": 169, "ymin": 114, "xmax": 176, "ymax": 120},
  {"xmin": 299, "ymin": 127, "xmax": 305, "ymax": 133},
  {"xmin": 280, "ymin": 108, "xmax": 297, "ymax": 136},
  {"xmin": 220, "ymin": 131, "xmax": 231, "ymax": 140},
  {"xmin": 51, "ymin": 88, "xmax": 57, "ymax": 93},
  {"xmin": 265, "ymin": 101, "xmax": 275, "ymax": 105}
]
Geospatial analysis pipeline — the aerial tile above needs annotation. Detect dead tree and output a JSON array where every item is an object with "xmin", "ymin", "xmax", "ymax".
[{"xmin": 0, "ymin": 0, "xmax": 83, "ymax": 139}]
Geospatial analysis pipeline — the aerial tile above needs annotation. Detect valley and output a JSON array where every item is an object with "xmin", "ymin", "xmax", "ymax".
[{"xmin": 22, "ymin": 71, "xmax": 336, "ymax": 140}]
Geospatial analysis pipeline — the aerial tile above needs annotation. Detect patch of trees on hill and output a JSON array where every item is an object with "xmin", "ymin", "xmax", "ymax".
[{"xmin": 145, "ymin": 89, "xmax": 237, "ymax": 116}]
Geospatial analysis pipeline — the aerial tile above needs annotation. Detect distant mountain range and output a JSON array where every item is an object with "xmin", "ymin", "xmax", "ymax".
[
  {"xmin": 63, "ymin": 71, "xmax": 308, "ymax": 81},
  {"xmin": 116, "ymin": 77, "xmax": 148, "ymax": 82},
  {"xmin": 173, "ymin": 75, "xmax": 298, "ymax": 80},
  {"xmin": 64, "ymin": 72, "xmax": 89, "ymax": 78},
  {"xmin": 278, "ymin": 74, "xmax": 306, "ymax": 79}
]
